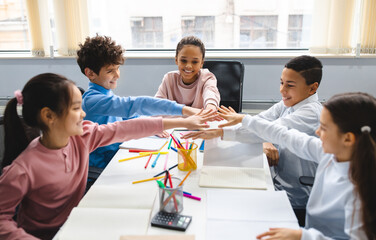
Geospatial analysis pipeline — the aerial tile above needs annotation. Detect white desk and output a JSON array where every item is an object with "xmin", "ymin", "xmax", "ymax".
[{"xmin": 55, "ymin": 137, "xmax": 297, "ymax": 240}]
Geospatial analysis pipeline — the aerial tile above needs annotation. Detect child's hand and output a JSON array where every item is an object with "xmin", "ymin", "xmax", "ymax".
[
  {"xmin": 256, "ymin": 228, "xmax": 302, "ymax": 240},
  {"xmin": 156, "ymin": 131, "xmax": 170, "ymax": 138},
  {"xmin": 263, "ymin": 142, "xmax": 280, "ymax": 166},
  {"xmin": 183, "ymin": 109, "xmax": 218, "ymax": 130},
  {"xmin": 217, "ymin": 105, "xmax": 245, "ymax": 128},
  {"xmin": 182, "ymin": 129, "xmax": 223, "ymax": 140}
]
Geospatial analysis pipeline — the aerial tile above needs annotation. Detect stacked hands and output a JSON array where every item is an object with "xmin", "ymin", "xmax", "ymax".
[{"xmin": 182, "ymin": 105, "xmax": 246, "ymax": 140}]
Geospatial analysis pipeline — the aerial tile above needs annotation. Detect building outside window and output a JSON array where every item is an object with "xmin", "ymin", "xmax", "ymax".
[
  {"xmin": 0, "ymin": 0, "xmax": 29, "ymax": 50},
  {"xmin": 131, "ymin": 17, "xmax": 163, "ymax": 48},
  {"xmin": 239, "ymin": 15, "xmax": 278, "ymax": 48},
  {"xmin": 182, "ymin": 16, "xmax": 215, "ymax": 48}
]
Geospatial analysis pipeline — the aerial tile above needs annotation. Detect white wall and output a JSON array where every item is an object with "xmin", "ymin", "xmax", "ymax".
[{"xmin": 0, "ymin": 56, "xmax": 375, "ymax": 103}]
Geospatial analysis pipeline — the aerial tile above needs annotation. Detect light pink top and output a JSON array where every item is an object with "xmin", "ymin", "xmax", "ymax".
[
  {"xmin": 0, "ymin": 118, "xmax": 163, "ymax": 240},
  {"xmin": 155, "ymin": 69, "xmax": 220, "ymax": 109}
]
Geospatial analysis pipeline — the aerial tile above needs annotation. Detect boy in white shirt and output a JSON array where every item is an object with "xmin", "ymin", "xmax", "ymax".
[{"xmin": 187, "ymin": 55, "xmax": 323, "ymax": 226}]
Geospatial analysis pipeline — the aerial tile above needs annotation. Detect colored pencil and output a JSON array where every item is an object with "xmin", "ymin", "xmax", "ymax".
[
  {"xmin": 144, "ymin": 153, "xmax": 153, "ymax": 169},
  {"xmin": 132, "ymin": 175, "xmax": 164, "ymax": 184},
  {"xmin": 118, "ymin": 154, "xmax": 147, "ymax": 162},
  {"xmin": 153, "ymin": 164, "xmax": 178, "ymax": 177},
  {"xmin": 183, "ymin": 193, "xmax": 201, "ymax": 201},
  {"xmin": 151, "ymin": 152, "xmax": 161, "ymax": 168}
]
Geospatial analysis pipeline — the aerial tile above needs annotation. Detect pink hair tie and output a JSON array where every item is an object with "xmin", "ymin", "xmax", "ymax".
[{"xmin": 14, "ymin": 90, "xmax": 23, "ymax": 105}]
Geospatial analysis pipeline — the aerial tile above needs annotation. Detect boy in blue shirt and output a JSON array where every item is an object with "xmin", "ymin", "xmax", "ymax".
[
  {"xmin": 184, "ymin": 55, "xmax": 323, "ymax": 227},
  {"xmin": 76, "ymin": 35, "xmax": 199, "ymax": 169}
]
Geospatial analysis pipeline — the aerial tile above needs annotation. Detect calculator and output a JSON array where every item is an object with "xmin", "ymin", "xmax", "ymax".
[{"xmin": 151, "ymin": 211, "xmax": 192, "ymax": 231}]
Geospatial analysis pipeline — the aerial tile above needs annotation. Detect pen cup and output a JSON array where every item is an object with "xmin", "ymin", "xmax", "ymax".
[
  {"xmin": 177, "ymin": 142, "xmax": 198, "ymax": 171},
  {"xmin": 159, "ymin": 177, "xmax": 183, "ymax": 213}
]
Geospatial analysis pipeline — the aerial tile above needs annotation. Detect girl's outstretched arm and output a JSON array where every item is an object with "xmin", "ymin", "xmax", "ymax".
[{"xmin": 162, "ymin": 109, "xmax": 217, "ymax": 130}]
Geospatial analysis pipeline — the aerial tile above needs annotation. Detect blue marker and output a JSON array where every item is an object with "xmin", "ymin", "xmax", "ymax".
[
  {"xmin": 170, "ymin": 147, "xmax": 178, "ymax": 153},
  {"xmin": 151, "ymin": 152, "xmax": 161, "ymax": 168}
]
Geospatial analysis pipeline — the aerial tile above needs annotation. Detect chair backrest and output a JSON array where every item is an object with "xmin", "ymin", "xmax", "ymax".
[{"xmin": 203, "ymin": 60, "xmax": 244, "ymax": 112}]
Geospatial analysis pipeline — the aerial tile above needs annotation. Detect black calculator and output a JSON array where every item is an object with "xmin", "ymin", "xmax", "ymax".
[{"xmin": 151, "ymin": 211, "xmax": 192, "ymax": 231}]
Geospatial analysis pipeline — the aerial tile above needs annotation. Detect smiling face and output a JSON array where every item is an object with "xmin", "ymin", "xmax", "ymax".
[
  {"xmin": 280, "ymin": 68, "xmax": 318, "ymax": 107},
  {"xmin": 54, "ymin": 85, "xmax": 86, "ymax": 138},
  {"xmin": 90, "ymin": 64, "xmax": 120, "ymax": 90},
  {"xmin": 175, "ymin": 45, "xmax": 204, "ymax": 84},
  {"xmin": 315, "ymin": 107, "xmax": 352, "ymax": 161}
]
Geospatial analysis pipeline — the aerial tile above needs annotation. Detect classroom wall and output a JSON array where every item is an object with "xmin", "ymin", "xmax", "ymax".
[{"xmin": 0, "ymin": 57, "xmax": 375, "ymax": 103}]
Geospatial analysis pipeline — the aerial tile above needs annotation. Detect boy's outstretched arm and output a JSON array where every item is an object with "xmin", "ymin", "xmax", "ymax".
[
  {"xmin": 182, "ymin": 129, "xmax": 223, "ymax": 140},
  {"xmin": 217, "ymin": 105, "xmax": 246, "ymax": 128}
]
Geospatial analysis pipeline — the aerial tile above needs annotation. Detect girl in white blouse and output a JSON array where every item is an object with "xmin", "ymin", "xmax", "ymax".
[{"xmin": 183, "ymin": 92, "xmax": 376, "ymax": 240}]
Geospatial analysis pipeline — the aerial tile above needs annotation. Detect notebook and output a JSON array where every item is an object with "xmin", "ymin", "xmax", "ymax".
[
  {"xmin": 199, "ymin": 165, "xmax": 267, "ymax": 190},
  {"xmin": 58, "ymin": 185, "xmax": 157, "ymax": 240},
  {"xmin": 120, "ymin": 136, "xmax": 168, "ymax": 151}
]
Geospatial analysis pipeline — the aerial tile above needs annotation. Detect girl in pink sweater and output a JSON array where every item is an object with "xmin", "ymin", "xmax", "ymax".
[
  {"xmin": 155, "ymin": 36, "xmax": 220, "ymax": 110},
  {"xmin": 0, "ymin": 73, "xmax": 215, "ymax": 240}
]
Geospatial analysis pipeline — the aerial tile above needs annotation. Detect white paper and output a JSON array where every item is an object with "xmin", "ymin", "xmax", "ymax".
[
  {"xmin": 206, "ymin": 189, "xmax": 297, "ymax": 222},
  {"xmin": 78, "ymin": 185, "xmax": 157, "ymax": 210},
  {"xmin": 203, "ymin": 138, "xmax": 263, "ymax": 168},
  {"xmin": 120, "ymin": 136, "xmax": 168, "ymax": 151},
  {"xmin": 199, "ymin": 166, "xmax": 267, "ymax": 190},
  {"xmin": 59, "ymin": 208, "xmax": 151, "ymax": 240},
  {"xmin": 206, "ymin": 219, "xmax": 299, "ymax": 240}
]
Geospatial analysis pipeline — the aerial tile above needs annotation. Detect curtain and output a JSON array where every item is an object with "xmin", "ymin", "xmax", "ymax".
[
  {"xmin": 53, "ymin": 0, "xmax": 89, "ymax": 56},
  {"xmin": 359, "ymin": 0, "xmax": 376, "ymax": 54},
  {"xmin": 309, "ymin": 0, "xmax": 355, "ymax": 54},
  {"xmin": 25, "ymin": 0, "xmax": 52, "ymax": 56}
]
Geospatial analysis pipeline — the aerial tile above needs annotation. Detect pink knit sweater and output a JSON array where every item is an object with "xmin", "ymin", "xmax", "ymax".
[
  {"xmin": 0, "ymin": 118, "xmax": 163, "ymax": 239},
  {"xmin": 155, "ymin": 69, "xmax": 220, "ymax": 109}
]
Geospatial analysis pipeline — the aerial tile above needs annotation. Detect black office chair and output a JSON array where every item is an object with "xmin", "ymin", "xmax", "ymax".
[
  {"xmin": 299, "ymin": 176, "xmax": 314, "ymax": 187},
  {"xmin": 203, "ymin": 60, "xmax": 245, "ymax": 113}
]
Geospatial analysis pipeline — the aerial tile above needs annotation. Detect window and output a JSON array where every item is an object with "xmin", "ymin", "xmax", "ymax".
[
  {"xmin": 0, "ymin": 0, "xmax": 29, "ymax": 50},
  {"xmin": 240, "ymin": 15, "xmax": 278, "ymax": 48},
  {"xmin": 288, "ymin": 14, "xmax": 311, "ymax": 48},
  {"xmin": 182, "ymin": 16, "xmax": 215, "ymax": 48},
  {"xmin": 131, "ymin": 17, "xmax": 163, "ymax": 48}
]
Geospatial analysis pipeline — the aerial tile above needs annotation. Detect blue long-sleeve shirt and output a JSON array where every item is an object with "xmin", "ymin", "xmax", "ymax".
[{"xmin": 82, "ymin": 82, "xmax": 184, "ymax": 168}]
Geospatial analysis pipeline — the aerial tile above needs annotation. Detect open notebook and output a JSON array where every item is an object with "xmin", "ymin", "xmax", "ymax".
[
  {"xmin": 199, "ymin": 136, "xmax": 267, "ymax": 189},
  {"xmin": 119, "ymin": 136, "xmax": 168, "ymax": 151},
  {"xmin": 199, "ymin": 166, "xmax": 267, "ymax": 190},
  {"xmin": 58, "ymin": 185, "xmax": 157, "ymax": 240}
]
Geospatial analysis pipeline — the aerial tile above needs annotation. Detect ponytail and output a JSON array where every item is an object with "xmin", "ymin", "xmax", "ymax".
[
  {"xmin": 2, "ymin": 98, "xmax": 38, "ymax": 169},
  {"xmin": 350, "ymin": 129, "xmax": 376, "ymax": 240}
]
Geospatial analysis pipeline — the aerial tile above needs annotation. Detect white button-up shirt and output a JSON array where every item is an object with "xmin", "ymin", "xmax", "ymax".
[
  {"xmin": 232, "ymin": 114, "xmax": 366, "ymax": 239},
  {"xmin": 224, "ymin": 93, "xmax": 322, "ymax": 208}
]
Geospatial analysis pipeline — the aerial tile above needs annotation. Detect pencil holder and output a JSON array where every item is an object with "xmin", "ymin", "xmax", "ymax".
[
  {"xmin": 177, "ymin": 142, "xmax": 198, "ymax": 171},
  {"xmin": 159, "ymin": 177, "xmax": 184, "ymax": 213}
]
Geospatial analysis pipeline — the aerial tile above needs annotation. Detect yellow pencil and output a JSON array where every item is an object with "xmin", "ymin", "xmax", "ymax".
[
  {"xmin": 132, "ymin": 175, "xmax": 165, "ymax": 184},
  {"xmin": 118, "ymin": 154, "xmax": 147, "ymax": 163},
  {"xmin": 139, "ymin": 151, "xmax": 169, "ymax": 156}
]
